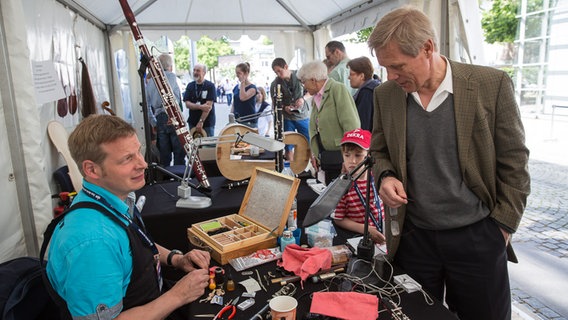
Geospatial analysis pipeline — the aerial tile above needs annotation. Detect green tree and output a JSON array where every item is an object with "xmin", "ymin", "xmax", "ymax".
[
  {"xmin": 173, "ymin": 36, "xmax": 235, "ymax": 75},
  {"xmin": 196, "ymin": 36, "xmax": 235, "ymax": 71},
  {"xmin": 174, "ymin": 36, "xmax": 191, "ymax": 73},
  {"xmin": 355, "ymin": 27, "xmax": 374, "ymax": 43},
  {"xmin": 481, "ymin": 0, "xmax": 519, "ymax": 44}
]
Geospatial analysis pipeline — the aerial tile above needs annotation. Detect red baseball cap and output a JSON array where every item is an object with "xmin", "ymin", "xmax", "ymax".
[{"xmin": 340, "ymin": 128, "xmax": 371, "ymax": 150}]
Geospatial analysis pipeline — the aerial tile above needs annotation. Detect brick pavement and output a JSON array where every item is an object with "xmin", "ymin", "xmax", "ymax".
[
  {"xmin": 510, "ymin": 113, "xmax": 568, "ymax": 320},
  {"xmin": 511, "ymin": 160, "xmax": 568, "ymax": 320}
]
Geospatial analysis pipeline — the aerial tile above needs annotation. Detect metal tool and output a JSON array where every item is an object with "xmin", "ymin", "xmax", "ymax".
[{"xmin": 213, "ymin": 297, "xmax": 240, "ymax": 320}]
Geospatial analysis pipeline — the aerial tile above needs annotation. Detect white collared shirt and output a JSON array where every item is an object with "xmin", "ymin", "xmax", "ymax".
[{"xmin": 410, "ymin": 57, "xmax": 453, "ymax": 112}]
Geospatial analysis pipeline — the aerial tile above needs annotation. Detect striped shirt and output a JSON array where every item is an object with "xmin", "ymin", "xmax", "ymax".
[{"xmin": 334, "ymin": 179, "xmax": 382, "ymax": 226}]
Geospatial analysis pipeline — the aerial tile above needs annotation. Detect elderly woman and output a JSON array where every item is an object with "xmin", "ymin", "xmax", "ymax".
[
  {"xmin": 347, "ymin": 56, "xmax": 381, "ymax": 132},
  {"xmin": 297, "ymin": 61, "xmax": 360, "ymax": 184}
]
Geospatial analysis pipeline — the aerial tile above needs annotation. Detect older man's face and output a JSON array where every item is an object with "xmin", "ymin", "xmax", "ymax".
[
  {"xmin": 193, "ymin": 66, "xmax": 205, "ymax": 83},
  {"xmin": 376, "ymin": 41, "xmax": 431, "ymax": 94}
]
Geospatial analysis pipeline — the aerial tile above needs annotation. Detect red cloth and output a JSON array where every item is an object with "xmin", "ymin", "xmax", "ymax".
[
  {"xmin": 277, "ymin": 244, "xmax": 332, "ymax": 281},
  {"xmin": 310, "ymin": 292, "xmax": 378, "ymax": 320}
]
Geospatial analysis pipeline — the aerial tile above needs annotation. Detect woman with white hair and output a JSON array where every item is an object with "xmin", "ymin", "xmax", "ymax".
[{"xmin": 297, "ymin": 60, "xmax": 360, "ymax": 184}]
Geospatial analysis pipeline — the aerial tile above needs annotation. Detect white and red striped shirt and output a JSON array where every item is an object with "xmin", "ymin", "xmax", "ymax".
[{"xmin": 334, "ymin": 179, "xmax": 382, "ymax": 226}]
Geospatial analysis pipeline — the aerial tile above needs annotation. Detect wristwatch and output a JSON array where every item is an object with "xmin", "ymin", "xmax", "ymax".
[
  {"xmin": 378, "ymin": 170, "xmax": 396, "ymax": 186},
  {"xmin": 167, "ymin": 249, "xmax": 183, "ymax": 266}
]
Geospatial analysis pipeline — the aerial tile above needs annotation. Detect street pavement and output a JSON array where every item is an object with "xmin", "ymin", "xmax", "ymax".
[{"xmin": 509, "ymin": 114, "xmax": 568, "ymax": 320}]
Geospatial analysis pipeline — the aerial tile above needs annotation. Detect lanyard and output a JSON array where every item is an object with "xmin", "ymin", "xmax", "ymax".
[
  {"xmin": 352, "ymin": 175, "xmax": 383, "ymax": 233},
  {"xmin": 83, "ymin": 187, "xmax": 163, "ymax": 290},
  {"xmin": 195, "ymin": 82, "xmax": 203, "ymax": 101},
  {"xmin": 82, "ymin": 187, "xmax": 158, "ymax": 255}
]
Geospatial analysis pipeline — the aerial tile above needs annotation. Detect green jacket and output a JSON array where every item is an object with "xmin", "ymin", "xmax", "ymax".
[{"xmin": 309, "ymin": 78, "xmax": 360, "ymax": 158}]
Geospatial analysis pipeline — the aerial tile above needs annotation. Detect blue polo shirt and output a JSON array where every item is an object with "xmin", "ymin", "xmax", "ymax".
[{"xmin": 47, "ymin": 180, "xmax": 133, "ymax": 318}]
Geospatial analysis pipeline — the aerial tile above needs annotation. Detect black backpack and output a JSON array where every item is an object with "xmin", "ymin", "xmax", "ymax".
[
  {"xmin": 0, "ymin": 257, "xmax": 66, "ymax": 319},
  {"xmin": 0, "ymin": 202, "xmax": 116, "ymax": 319}
]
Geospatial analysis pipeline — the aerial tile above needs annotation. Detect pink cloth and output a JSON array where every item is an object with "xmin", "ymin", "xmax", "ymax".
[
  {"xmin": 277, "ymin": 244, "xmax": 332, "ymax": 281},
  {"xmin": 310, "ymin": 292, "xmax": 378, "ymax": 320}
]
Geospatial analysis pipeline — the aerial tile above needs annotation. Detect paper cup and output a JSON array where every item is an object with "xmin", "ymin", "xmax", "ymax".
[{"xmin": 269, "ymin": 296, "xmax": 297, "ymax": 320}]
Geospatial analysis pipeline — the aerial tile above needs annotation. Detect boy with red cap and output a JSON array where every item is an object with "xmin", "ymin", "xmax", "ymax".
[{"xmin": 333, "ymin": 129, "xmax": 385, "ymax": 244}]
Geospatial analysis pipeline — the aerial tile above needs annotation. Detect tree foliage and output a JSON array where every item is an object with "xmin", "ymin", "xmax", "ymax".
[
  {"xmin": 481, "ymin": 0, "xmax": 519, "ymax": 44},
  {"xmin": 354, "ymin": 27, "xmax": 373, "ymax": 43},
  {"xmin": 174, "ymin": 37, "xmax": 191, "ymax": 72},
  {"xmin": 173, "ymin": 36, "xmax": 235, "ymax": 74},
  {"xmin": 197, "ymin": 36, "xmax": 235, "ymax": 71}
]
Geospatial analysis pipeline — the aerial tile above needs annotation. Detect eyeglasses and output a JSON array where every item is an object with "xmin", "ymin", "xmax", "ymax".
[{"xmin": 388, "ymin": 207, "xmax": 400, "ymax": 236}]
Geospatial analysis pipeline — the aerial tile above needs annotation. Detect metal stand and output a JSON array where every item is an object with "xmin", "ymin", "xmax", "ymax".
[{"xmin": 356, "ymin": 156, "xmax": 376, "ymax": 261}]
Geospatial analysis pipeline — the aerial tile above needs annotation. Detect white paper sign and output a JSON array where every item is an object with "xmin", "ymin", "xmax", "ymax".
[{"xmin": 32, "ymin": 60, "xmax": 66, "ymax": 105}]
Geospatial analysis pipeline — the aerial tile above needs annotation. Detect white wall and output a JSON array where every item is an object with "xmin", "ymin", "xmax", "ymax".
[{"xmin": 0, "ymin": 0, "xmax": 111, "ymax": 263}]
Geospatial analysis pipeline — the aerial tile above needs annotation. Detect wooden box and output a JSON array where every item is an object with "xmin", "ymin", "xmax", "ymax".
[{"xmin": 187, "ymin": 167, "xmax": 300, "ymax": 264}]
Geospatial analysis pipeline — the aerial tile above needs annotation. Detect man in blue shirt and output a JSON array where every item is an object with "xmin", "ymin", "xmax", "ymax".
[{"xmin": 47, "ymin": 115, "xmax": 210, "ymax": 319}]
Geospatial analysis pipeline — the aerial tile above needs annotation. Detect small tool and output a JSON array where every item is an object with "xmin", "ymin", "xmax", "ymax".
[{"xmin": 213, "ymin": 297, "xmax": 240, "ymax": 320}]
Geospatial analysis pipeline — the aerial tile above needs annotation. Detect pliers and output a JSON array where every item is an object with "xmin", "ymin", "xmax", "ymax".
[{"xmin": 213, "ymin": 297, "xmax": 239, "ymax": 320}]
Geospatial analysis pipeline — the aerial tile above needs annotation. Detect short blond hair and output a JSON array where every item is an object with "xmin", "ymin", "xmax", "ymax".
[
  {"xmin": 68, "ymin": 115, "xmax": 137, "ymax": 176},
  {"xmin": 367, "ymin": 6, "xmax": 438, "ymax": 57}
]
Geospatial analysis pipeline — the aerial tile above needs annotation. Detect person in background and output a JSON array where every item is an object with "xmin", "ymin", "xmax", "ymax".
[
  {"xmin": 146, "ymin": 54, "xmax": 185, "ymax": 166},
  {"xmin": 255, "ymin": 87, "xmax": 272, "ymax": 137},
  {"xmin": 323, "ymin": 58, "xmax": 334, "ymax": 74},
  {"xmin": 184, "ymin": 63, "xmax": 216, "ymax": 137},
  {"xmin": 297, "ymin": 60, "xmax": 360, "ymax": 185},
  {"xmin": 325, "ymin": 41, "xmax": 356, "ymax": 95},
  {"xmin": 231, "ymin": 62, "xmax": 258, "ymax": 128},
  {"xmin": 333, "ymin": 129, "xmax": 385, "ymax": 244},
  {"xmin": 347, "ymin": 56, "xmax": 381, "ymax": 132},
  {"xmin": 270, "ymin": 57, "xmax": 310, "ymax": 160},
  {"xmin": 223, "ymin": 78, "xmax": 233, "ymax": 106},
  {"xmin": 368, "ymin": 6, "xmax": 530, "ymax": 320},
  {"xmin": 46, "ymin": 115, "xmax": 211, "ymax": 319}
]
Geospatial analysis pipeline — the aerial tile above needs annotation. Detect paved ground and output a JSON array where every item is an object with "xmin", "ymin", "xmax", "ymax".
[{"xmin": 510, "ymin": 113, "xmax": 568, "ymax": 320}]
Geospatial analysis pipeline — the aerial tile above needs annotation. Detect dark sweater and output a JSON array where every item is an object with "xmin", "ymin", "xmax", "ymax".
[{"xmin": 405, "ymin": 94, "xmax": 489, "ymax": 230}]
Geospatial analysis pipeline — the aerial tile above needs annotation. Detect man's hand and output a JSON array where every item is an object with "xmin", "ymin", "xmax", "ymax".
[
  {"xmin": 173, "ymin": 249, "xmax": 211, "ymax": 272},
  {"xmin": 499, "ymin": 228, "xmax": 511, "ymax": 246},
  {"xmin": 169, "ymin": 269, "xmax": 209, "ymax": 304},
  {"xmin": 294, "ymin": 98, "xmax": 305, "ymax": 109},
  {"xmin": 378, "ymin": 177, "xmax": 408, "ymax": 208}
]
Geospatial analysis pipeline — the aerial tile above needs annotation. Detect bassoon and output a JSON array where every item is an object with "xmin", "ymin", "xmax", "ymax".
[{"xmin": 118, "ymin": 0, "xmax": 210, "ymax": 190}]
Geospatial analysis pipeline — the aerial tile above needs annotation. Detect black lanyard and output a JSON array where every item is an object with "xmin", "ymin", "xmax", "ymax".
[
  {"xmin": 195, "ymin": 82, "xmax": 203, "ymax": 101},
  {"xmin": 352, "ymin": 175, "xmax": 383, "ymax": 233}
]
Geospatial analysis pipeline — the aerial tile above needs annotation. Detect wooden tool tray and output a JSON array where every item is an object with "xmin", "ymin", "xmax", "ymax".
[{"xmin": 188, "ymin": 167, "xmax": 300, "ymax": 264}]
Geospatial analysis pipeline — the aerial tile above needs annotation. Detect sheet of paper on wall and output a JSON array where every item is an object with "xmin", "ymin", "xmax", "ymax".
[
  {"xmin": 32, "ymin": 60, "xmax": 66, "ymax": 105},
  {"xmin": 346, "ymin": 236, "xmax": 387, "ymax": 256}
]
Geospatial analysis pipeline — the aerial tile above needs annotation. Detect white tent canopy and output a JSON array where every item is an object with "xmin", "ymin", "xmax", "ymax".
[{"xmin": 0, "ymin": 0, "xmax": 484, "ymax": 263}]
